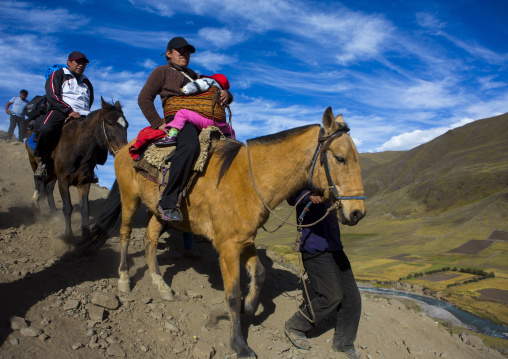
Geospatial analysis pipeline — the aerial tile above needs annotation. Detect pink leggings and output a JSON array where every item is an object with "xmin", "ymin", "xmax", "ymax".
[{"xmin": 165, "ymin": 109, "xmax": 235, "ymax": 139}]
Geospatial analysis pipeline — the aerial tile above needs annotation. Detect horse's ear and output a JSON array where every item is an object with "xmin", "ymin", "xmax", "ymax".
[
  {"xmin": 114, "ymin": 101, "xmax": 122, "ymax": 110},
  {"xmin": 335, "ymin": 114, "xmax": 345, "ymax": 124},
  {"xmin": 322, "ymin": 107, "xmax": 339, "ymax": 135},
  {"xmin": 101, "ymin": 96, "xmax": 108, "ymax": 108}
]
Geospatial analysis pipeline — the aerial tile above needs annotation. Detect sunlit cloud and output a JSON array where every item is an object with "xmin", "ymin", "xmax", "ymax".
[{"xmin": 376, "ymin": 117, "xmax": 475, "ymax": 151}]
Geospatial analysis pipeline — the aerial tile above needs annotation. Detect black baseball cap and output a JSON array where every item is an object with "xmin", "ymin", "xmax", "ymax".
[
  {"xmin": 166, "ymin": 37, "xmax": 195, "ymax": 53},
  {"xmin": 68, "ymin": 51, "xmax": 89, "ymax": 63}
]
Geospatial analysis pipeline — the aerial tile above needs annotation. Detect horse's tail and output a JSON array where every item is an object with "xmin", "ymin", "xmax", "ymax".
[{"xmin": 79, "ymin": 180, "xmax": 122, "ymax": 255}]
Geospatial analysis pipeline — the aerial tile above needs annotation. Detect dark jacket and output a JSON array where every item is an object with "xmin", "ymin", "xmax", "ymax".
[{"xmin": 288, "ymin": 189, "xmax": 343, "ymax": 254}]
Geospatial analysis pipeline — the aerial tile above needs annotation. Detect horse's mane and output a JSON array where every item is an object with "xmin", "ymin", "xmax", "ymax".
[
  {"xmin": 247, "ymin": 124, "xmax": 318, "ymax": 146},
  {"xmin": 215, "ymin": 124, "xmax": 319, "ymax": 185}
]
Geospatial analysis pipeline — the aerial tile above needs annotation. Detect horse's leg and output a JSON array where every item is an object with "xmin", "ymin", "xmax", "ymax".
[
  {"xmin": 77, "ymin": 183, "xmax": 91, "ymax": 239},
  {"xmin": 46, "ymin": 179, "xmax": 57, "ymax": 213},
  {"xmin": 31, "ymin": 175, "xmax": 42, "ymax": 211},
  {"xmin": 57, "ymin": 179, "xmax": 73, "ymax": 239},
  {"xmin": 218, "ymin": 242, "xmax": 256, "ymax": 358},
  {"xmin": 240, "ymin": 243, "xmax": 265, "ymax": 315},
  {"xmin": 144, "ymin": 215, "xmax": 174, "ymax": 301},
  {"xmin": 118, "ymin": 193, "xmax": 141, "ymax": 293}
]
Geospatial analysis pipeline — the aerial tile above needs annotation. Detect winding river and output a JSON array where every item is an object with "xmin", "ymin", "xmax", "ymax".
[{"xmin": 359, "ymin": 286, "xmax": 508, "ymax": 339}]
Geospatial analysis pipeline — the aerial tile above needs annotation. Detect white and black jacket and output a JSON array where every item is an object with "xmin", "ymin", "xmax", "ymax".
[{"xmin": 45, "ymin": 68, "xmax": 94, "ymax": 116}]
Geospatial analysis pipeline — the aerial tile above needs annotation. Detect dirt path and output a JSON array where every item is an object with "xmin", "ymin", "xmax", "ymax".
[{"xmin": 0, "ymin": 136, "xmax": 504, "ymax": 359}]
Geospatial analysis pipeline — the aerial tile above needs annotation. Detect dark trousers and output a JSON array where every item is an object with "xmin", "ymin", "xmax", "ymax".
[
  {"xmin": 286, "ymin": 250, "xmax": 362, "ymax": 351},
  {"xmin": 7, "ymin": 115, "xmax": 27, "ymax": 142},
  {"xmin": 159, "ymin": 123, "xmax": 200, "ymax": 209},
  {"xmin": 34, "ymin": 110, "xmax": 67, "ymax": 158}
]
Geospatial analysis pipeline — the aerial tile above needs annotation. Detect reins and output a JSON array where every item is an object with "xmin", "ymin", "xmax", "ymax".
[{"xmin": 245, "ymin": 144, "xmax": 338, "ymax": 232}]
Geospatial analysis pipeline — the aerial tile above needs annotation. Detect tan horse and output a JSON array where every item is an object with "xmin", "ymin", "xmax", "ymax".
[{"xmin": 82, "ymin": 107, "xmax": 366, "ymax": 358}]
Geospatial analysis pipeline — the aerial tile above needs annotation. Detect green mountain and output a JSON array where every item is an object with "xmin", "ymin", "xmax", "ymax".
[{"xmin": 360, "ymin": 113, "xmax": 508, "ymax": 211}]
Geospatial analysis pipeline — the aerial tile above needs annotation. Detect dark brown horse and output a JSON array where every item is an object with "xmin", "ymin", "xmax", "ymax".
[
  {"xmin": 26, "ymin": 98, "xmax": 128, "ymax": 239},
  {"xmin": 81, "ymin": 107, "xmax": 365, "ymax": 358}
]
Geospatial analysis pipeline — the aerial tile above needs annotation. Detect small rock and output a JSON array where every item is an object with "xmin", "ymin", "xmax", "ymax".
[
  {"xmin": 20, "ymin": 327, "xmax": 43, "ymax": 337},
  {"xmin": 173, "ymin": 346, "xmax": 186, "ymax": 354},
  {"xmin": 140, "ymin": 345, "xmax": 148, "ymax": 352},
  {"xmin": 141, "ymin": 297, "xmax": 152, "ymax": 304},
  {"xmin": 10, "ymin": 316, "xmax": 28, "ymax": 330},
  {"xmin": 91, "ymin": 291, "xmax": 119, "ymax": 310},
  {"xmin": 85, "ymin": 329, "xmax": 95, "ymax": 337},
  {"xmin": 39, "ymin": 333, "xmax": 49, "ymax": 341},
  {"xmin": 187, "ymin": 290, "xmax": 202, "ymax": 299},
  {"xmin": 466, "ymin": 335, "xmax": 484, "ymax": 349},
  {"xmin": 107, "ymin": 343, "xmax": 126, "ymax": 357},
  {"xmin": 63, "ymin": 299, "xmax": 81, "ymax": 311},
  {"xmin": 71, "ymin": 343, "xmax": 83, "ymax": 350},
  {"xmin": 9, "ymin": 338, "xmax": 19, "ymax": 345},
  {"xmin": 106, "ymin": 337, "xmax": 118, "ymax": 344},
  {"xmin": 40, "ymin": 318, "xmax": 50, "ymax": 326},
  {"xmin": 193, "ymin": 342, "xmax": 215, "ymax": 358},
  {"xmin": 165, "ymin": 322, "xmax": 180, "ymax": 333},
  {"xmin": 440, "ymin": 352, "xmax": 448, "ymax": 358},
  {"xmin": 85, "ymin": 303, "xmax": 105, "ymax": 322}
]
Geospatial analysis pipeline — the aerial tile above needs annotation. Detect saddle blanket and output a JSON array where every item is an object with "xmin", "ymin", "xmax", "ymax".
[{"xmin": 132, "ymin": 126, "xmax": 225, "ymax": 186}]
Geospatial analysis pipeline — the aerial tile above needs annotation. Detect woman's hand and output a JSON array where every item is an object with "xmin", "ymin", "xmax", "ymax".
[
  {"xmin": 158, "ymin": 123, "xmax": 168, "ymax": 133},
  {"xmin": 220, "ymin": 90, "xmax": 229, "ymax": 105}
]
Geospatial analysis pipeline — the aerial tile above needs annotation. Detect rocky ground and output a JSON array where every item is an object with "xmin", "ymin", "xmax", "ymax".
[{"xmin": 0, "ymin": 134, "xmax": 505, "ymax": 359}]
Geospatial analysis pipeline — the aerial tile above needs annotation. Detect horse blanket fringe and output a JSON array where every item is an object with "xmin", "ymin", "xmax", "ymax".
[
  {"xmin": 163, "ymin": 87, "xmax": 226, "ymax": 122},
  {"xmin": 132, "ymin": 126, "xmax": 225, "ymax": 186}
]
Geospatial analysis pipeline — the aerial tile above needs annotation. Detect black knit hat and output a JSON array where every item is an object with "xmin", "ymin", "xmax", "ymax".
[{"xmin": 167, "ymin": 37, "xmax": 195, "ymax": 53}]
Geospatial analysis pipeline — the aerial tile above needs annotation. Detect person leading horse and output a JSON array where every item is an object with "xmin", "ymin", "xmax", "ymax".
[{"xmin": 34, "ymin": 51, "xmax": 100, "ymax": 180}]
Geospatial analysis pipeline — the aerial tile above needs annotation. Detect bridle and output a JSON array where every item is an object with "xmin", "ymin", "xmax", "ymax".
[
  {"xmin": 246, "ymin": 125, "xmax": 365, "ymax": 230},
  {"xmin": 102, "ymin": 117, "xmax": 121, "ymax": 156},
  {"xmin": 309, "ymin": 127, "xmax": 366, "ymax": 209}
]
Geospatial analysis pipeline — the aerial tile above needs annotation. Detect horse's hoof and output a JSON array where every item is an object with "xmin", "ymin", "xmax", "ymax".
[
  {"xmin": 237, "ymin": 347, "xmax": 257, "ymax": 358},
  {"xmin": 118, "ymin": 282, "xmax": 130, "ymax": 293},
  {"xmin": 160, "ymin": 290, "xmax": 175, "ymax": 301}
]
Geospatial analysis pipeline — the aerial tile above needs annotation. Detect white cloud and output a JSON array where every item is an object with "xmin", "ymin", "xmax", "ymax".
[
  {"xmin": 376, "ymin": 117, "xmax": 475, "ymax": 151},
  {"xmin": 1, "ymin": 1, "xmax": 88, "ymax": 33},
  {"xmin": 197, "ymin": 27, "xmax": 245, "ymax": 48},
  {"xmin": 193, "ymin": 51, "xmax": 238, "ymax": 72},
  {"xmin": 138, "ymin": 59, "xmax": 158, "ymax": 70},
  {"xmin": 415, "ymin": 12, "xmax": 446, "ymax": 30}
]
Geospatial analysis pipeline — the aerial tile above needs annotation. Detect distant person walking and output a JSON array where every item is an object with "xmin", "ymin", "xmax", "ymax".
[
  {"xmin": 284, "ymin": 188, "xmax": 363, "ymax": 359},
  {"xmin": 5, "ymin": 89, "xmax": 29, "ymax": 142}
]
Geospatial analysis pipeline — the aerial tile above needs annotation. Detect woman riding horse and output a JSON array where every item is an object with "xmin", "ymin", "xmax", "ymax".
[{"xmin": 138, "ymin": 36, "xmax": 233, "ymax": 222}]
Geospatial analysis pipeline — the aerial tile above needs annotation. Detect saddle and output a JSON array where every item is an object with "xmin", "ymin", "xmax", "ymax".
[{"xmin": 132, "ymin": 126, "xmax": 225, "ymax": 196}]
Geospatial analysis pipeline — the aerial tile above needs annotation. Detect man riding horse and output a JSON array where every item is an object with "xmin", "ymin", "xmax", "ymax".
[{"xmin": 33, "ymin": 51, "xmax": 97, "ymax": 180}]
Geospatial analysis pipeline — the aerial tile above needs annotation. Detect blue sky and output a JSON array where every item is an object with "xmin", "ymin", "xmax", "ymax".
[{"xmin": 1, "ymin": 0, "xmax": 507, "ymax": 188}]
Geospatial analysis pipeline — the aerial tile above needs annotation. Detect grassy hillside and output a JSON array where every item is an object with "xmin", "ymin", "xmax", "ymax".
[
  {"xmin": 361, "ymin": 113, "xmax": 508, "ymax": 210},
  {"xmin": 257, "ymin": 113, "xmax": 508, "ymax": 325}
]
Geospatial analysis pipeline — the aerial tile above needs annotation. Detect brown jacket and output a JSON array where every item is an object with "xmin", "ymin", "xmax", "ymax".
[{"xmin": 138, "ymin": 63, "xmax": 198, "ymax": 129}]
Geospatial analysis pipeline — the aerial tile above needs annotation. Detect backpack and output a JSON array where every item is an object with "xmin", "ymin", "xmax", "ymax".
[{"xmin": 26, "ymin": 95, "xmax": 49, "ymax": 121}]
